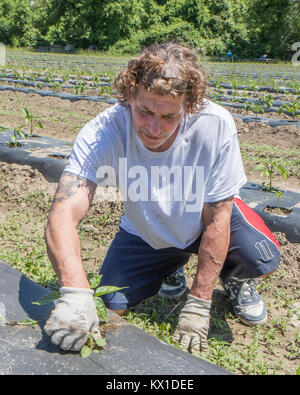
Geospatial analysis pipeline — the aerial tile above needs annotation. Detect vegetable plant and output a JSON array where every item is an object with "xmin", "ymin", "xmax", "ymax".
[
  {"xmin": 283, "ymin": 99, "xmax": 300, "ymax": 117},
  {"xmin": 252, "ymin": 158, "xmax": 289, "ymax": 192},
  {"xmin": 75, "ymin": 80, "xmax": 87, "ymax": 95},
  {"xmin": 258, "ymin": 94, "xmax": 274, "ymax": 109},
  {"xmin": 274, "ymin": 190, "xmax": 284, "ymax": 209},
  {"xmin": 0, "ymin": 125, "xmax": 26, "ymax": 147},
  {"xmin": 32, "ymin": 272, "xmax": 127, "ymax": 358},
  {"xmin": 22, "ymin": 108, "xmax": 43, "ymax": 137}
]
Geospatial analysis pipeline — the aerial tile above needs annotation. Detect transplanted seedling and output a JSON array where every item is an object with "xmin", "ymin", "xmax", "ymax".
[
  {"xmin": 33, "ymin": 272, "xmax": 127, "ymax": 357},
  {"xmin": 0, "ymin": 125, "xmax": 26, "ymax": 147},
  {"xmin": 274, "ymin": 190, "xmax": 284, "ymax": 209},
  {"xmin": 252, "ymin": 158, "xmax": 289, "ymax": 193},
  {"xmin": 22, "ymin": 107, "xmax": 44, "ymax": 137}
]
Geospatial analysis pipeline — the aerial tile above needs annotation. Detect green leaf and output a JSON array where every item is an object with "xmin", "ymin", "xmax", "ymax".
[
  {"xmin": 18, "ymin": 129, "xmax": 26, "ymax": 138},
  {"xmin": 32, "ymin": 290, "xmax": 60, "ymax": 305},
  {"xmin": 88, "ymin": 273, "xmax": 103, "ymax": 289},
  {"xmin": 80, "ymin": 345, "xmax": 92, "ymax": 358},
  {"xmin": 18, "ymin": 318, "xmax": 38, "ymax": 326},
  {"xmin": 94, "ymin": 285, "xmax": 127, "ymax": 297},
  {"xmin": 0, "ymin": 127, "xmax": 9, "ymax": 133},
  {"xmin": 277, "ymin": 165, "xmax": 289, "ymax": 180},
  {"xmin": 251, "ymin": 163, "xmax": 265, "ymax": 172},
  {"xmin": 22, "ymin": 108, "xmax": 30, "ymax": 118},
  {"xmin": 94, "ymin": 296, "xmax": 107, "ymax": 322},
  {"xmin": 275, "ymin": 190, "xmax": 284, "ymax": 198},
  {"xmin": 95, "ymin": 336, "xmax": 106, "ymax": 348}
]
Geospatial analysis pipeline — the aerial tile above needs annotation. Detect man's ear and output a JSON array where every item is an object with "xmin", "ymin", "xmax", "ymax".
[{"xmin": 184, "ymin": 102, "xmax": 191, "ymax": 114}]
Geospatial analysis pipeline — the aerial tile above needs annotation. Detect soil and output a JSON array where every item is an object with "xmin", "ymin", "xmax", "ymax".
[
  {"xmin": 0, "ymin": 89, "xmax": 299, "ymax": 375},
  {"xmin": 264, "ymin": 206, "xmax": 293, "ymax": 216}
]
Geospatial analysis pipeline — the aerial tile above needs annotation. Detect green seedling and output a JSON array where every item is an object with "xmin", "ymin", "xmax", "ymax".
[
  {"xmin": 52, "ymin": 81, "xmax": 62, "ymax": 91},
  {"xmin": 258, "ymin": 94, "xmax": 274, "ymax": 109},
  {"xmin": 99, "ymin": 85, "xmax": 113, "ymax": 96},
  {"xmin": 80, "ymin": 332, "xmax": 107, "ymax": 358},
  {"xmin": 282, "ymin": 99, "xmax": 300, "ymax": 117},
  {"xmin": 75, "ymin": 80, "xmax": 87, "ymax": 95},
  {"xmin": 252, "ymin": 159, "xmax": 289, "ymax": 192},
  {"xmin": 22, "ymin": 108, "xmax": 43, "ymax": 137},
  {"xmin": 0, "ymin": 125, "xmax": 26, "ymax": 147},
  {"xmin": 92, "ymin": 73, "xmax": 101, "ymax": 87},
  {"xmin": 251, "ymin": 103, "xmax": 264, "ymax": 115},
  {"xmin": 274, "ymin": 190, "xmax": 284, "ymax": 209},
  {"xmin": 32, "ymin": 272, "xmax": 127, "ymax": 358}
]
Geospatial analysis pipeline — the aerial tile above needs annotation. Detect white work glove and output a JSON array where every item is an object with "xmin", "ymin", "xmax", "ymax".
[
  {"xmin": 172, "ymin": 294, "xmax": 211, "ymax": 353},
  {"xmin": 44, "ymin": 287, "xmax": 100, "ymax": 352}
]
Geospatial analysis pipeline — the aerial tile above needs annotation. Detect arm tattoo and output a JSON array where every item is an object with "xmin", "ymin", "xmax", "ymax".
[{"xmin": 53, "ymin": 172, "xmax": 87, "ymax": 202}]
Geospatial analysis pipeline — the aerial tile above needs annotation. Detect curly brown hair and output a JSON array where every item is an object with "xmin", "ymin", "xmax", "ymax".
[{"xmin": 113, "ymin": 42, "xmax": 208, "ymax": 113}]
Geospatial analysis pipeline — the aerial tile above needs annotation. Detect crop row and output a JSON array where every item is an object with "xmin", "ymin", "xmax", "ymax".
[
  {"xmin": 1, "ymin": 70, "xmax": 299, "ymax": 101},
  {"xmin": 1, "ymin": 84, "xmax": 299, "ymax": 131},
  {"xmin": 8, "ymin": 51, "xmax": 300, "ymax": 76},
  {"xmin": 6, "ymin": 50, "xmax": 300, "ymax": 88},
  {"xmin": 1, "ymin": 50, "xmax": 299, "ymax": 125},
  {"xmin": 0, "ymin": 72, "xmax": 299, "ymax": 117}
]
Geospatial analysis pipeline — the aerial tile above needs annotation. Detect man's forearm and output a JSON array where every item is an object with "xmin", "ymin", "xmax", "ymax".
[
  {"xmin": 190, "ymin": 223, "xmax": 230, "ymax": 300},
  {"xmin": 45, "ymin": 209, "xmax": 90, "ymax": 289}
]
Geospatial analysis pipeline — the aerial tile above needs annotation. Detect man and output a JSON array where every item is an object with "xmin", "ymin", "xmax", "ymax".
[
  {"xmin": 44, "ymin": 42, "xmax": 280, "ymax": 354},
  {"xmin": 227, "ymin": 51, "xmax": 233, "ymax": 62}
]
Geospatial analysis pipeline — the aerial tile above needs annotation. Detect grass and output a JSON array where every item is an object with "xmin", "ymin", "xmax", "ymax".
[{"xmin": 0, "ymin": 191, "xmax": 56, "ymax": 287}]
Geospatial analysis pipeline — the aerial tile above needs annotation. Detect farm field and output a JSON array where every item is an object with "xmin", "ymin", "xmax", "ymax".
[{"xmin": 0, "ymin": 50, "xmax": 299, "ymax": 375}]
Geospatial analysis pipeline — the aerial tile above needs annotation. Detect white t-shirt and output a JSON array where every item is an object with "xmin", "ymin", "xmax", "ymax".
[{"xmin": 64, "ymin": 100, "xmax": 247, "ymax": 249}]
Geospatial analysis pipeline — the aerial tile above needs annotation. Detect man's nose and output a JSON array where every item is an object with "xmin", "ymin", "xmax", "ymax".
[{"xmin": 148, "ymin": 116, "xmax": 161, "ymax": 136}]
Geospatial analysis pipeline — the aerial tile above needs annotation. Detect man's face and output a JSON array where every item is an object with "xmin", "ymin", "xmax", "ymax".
[{"xmin": 128, "ymin": 85, "xmax": 187, "ymax": 152}]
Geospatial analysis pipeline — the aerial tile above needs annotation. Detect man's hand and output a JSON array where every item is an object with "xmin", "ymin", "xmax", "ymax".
[
  {"xmin": 172, "ymin": 294, "xmax": 211, "ymax": 353},
  {"xmin": 44, "ymin": 287, "xmax": 100, "ymax": 351}
]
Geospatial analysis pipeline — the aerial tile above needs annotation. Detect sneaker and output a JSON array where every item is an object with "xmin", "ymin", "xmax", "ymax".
[
  {"xmin": 158, "ymin": 269, "xmax": 187, "ymax": 299},
  {"xmin": 220, "ymin": 278, "xmax": 267, "ymax": 326}
]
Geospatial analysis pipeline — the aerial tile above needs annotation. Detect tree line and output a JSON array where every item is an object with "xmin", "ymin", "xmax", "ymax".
[{"xmin": 0, "ymin": 0, "xmax": 299, "ymax": 60}]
